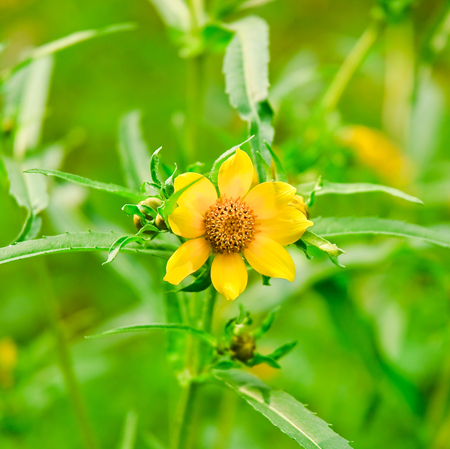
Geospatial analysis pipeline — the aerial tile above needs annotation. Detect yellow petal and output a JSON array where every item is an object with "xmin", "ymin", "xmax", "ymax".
[
  {"xmin": 218, "ymin": 148, "xmax": 254, "ymax": 199},
  {"xmin": 258, "ymin": 207, "xmax": 313, "ymax": 246},
  {"xmin": 244, "ymin": 234, "xmax": 295, "ymax": 281},
  {"xmin": 174, "ymin": 173, "xmax": 218, "ymax": 215},
  {"xmin": 244, "ymin": 182, "xmax": 296, "ymax": 219},
  {"xmin": 290, "ymin": 194, "xmax": 309, "ymax": 218},
  {"xmin": 164, "ymin": 238, "xmax": 210, "ymax": 285},
  {"xmin": 168, "ymin": 206, "xmax": 205, "ymax": 238},
  {"xmin": 211, "ymin": 253, "xmax": 248, "ymax": 301}
]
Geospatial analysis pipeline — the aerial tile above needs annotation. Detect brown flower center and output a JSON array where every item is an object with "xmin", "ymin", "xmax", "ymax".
[{"xmin": 204, "ymin": 198, "xmax": 257, "ymax": 254}]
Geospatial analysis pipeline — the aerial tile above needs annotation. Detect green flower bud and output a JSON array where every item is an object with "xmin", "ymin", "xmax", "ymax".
[{"xmin": 133, "ymin": 197, "xmax": 162, "ymax": 230}]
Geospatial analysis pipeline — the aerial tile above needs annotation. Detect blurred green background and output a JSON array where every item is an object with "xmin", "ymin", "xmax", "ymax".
[{"xmin": 1, "ymin": 0, "xmax": 450, "ymax": 448}]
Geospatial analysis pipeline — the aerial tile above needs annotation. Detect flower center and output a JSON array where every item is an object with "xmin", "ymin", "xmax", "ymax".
[{"xmin": 204, "ymin": 198, "xmax": 257, "ymax": 254}]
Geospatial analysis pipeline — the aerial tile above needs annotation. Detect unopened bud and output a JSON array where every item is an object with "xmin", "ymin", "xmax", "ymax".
[
  {"xmin": 155, "ymin": 214, "xmax": 168, "ymax": 231},
  {"xmin": 230, "ymin": 333, "xmax": 256, "ymax": 362},
  {"xmin": 133, "ymin": 197, "xmax": 162, "ymax": 230}
]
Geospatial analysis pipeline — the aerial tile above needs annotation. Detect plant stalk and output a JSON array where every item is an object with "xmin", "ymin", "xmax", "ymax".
[
  {"xmin": 320, "ymin": 17, "xmax": 384, "ymax": 112},
  {"xmin": 37, "ymin": 261, "xmax": 98, "ymax": 449}
]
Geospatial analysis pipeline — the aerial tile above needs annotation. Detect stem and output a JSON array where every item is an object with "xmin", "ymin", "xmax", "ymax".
[
  {"xmin": 37, "ymin": 261, "xmax": 98, "ymax": 449},
  {"xmin": 320, "ymin": 17, "xmax": 384, "ymax": 112},
  {"xmin": 184, "ymin": 54, "xmax": 204, "ymax": 165},
  {"xmin": 171, "ymin": 382, "xmax": 200, "ymax": 449},
  {"xmin": 172, "ymin": 287, "xmax": 217, "ymax": 449}
]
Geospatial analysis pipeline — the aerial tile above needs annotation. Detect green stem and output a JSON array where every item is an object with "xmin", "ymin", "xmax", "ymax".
[
  {"xmin": 320, "ymin": 17, "xmax": 384, "ymax": 112},
  {"xmin": 184, "ymin": 54, "xmax": 204, "ymax": 165},
  {"xmin": 172, "ymin": 287, "xmax": 217, "ymax": 449},
  {"xmin": 37, "ymin": 261, "xmax": 98, "ymax": 449}
]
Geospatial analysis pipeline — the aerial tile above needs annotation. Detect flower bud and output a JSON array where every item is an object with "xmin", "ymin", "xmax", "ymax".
[
  {"xmin": 230, "ymin": 333, "xmax": 256, "ymax": 362},
  {"xmin": 155, "ymin": 214, "xmax": 168, "ymax": 231},
  {"xmin": 133, "ymin": 197, "xmax": 162, "ymax": 230}
]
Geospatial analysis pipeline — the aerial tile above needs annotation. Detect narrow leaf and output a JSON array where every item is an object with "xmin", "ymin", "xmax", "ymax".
[
  {"xmin": 297, "ymin": 180, "xmax": 423, "ymax": 205},
  {"xmin": 150, "ymin": 147, "xmax": 162, "ymax": 188},
  {"xmin": 119, "ymin": 410, "xmax": 138, "ymax": 449},
  {"xmin": 215, "ymin": 369, "xmax": 353, "ymax": 449},
  {"xmin": 24, "ymin": 169, "xmax": 140, "ymax": 200},
  {"xmin": 301, "ymin": 230, "xmax": 344, "ymax": 258},
  {"xmin": 103, "ymin": 235, "xmax": 145, "ymax": 265},
  {"xmin": 0, "ymin": 232, "xmax": 174, "ymax": 265},
  {"xmin": 118, "ymin": 110, "xmax": 151, "ymax": 190},
  {"xmin": 268, "ymin": 341, "xmax": 297, "ymax": 361},
  {"xmin": 313, "ymin": 216, "xmax": 450, "ymax": 248},
  {"xmin": 254, "ymin": 307, "xmax": 280, "ymax": 339},
  {"xmin": 87, "ymin": 324, "xmax": 217, "ymax": 346},
  {"xmin": 265, "ymin": 142, "xmax": 288, "ymax": 182},
  {"xmin": 2, "ymin": 23, "xmax": 136, "ymax": 80},
  {"xmin": 179, "ymin": 267, "xmax": 212, "ymax": 292}
]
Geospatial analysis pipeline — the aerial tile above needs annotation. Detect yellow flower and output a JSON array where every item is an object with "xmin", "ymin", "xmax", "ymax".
[{"xmin": 163, "ymin": 149, "xmax": 313, "ymax": 300}]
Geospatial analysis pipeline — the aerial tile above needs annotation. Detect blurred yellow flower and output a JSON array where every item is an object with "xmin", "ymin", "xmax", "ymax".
[
  {"xmin": 164, "ymin": 149, "xmax": 313, "ymax": 300},
  {"xmin": 0, "ymin": 337, "xmax": 18, "ymax": 389},
  {"xmin": 340, "ymin": 125, "xmax": 411, "ymax": 185}
]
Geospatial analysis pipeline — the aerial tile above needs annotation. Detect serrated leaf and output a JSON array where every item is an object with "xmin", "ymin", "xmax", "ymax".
[
  {"xmin": 215, "ymin": 369, "xmax": 353, "ymax": 449},
  {"xmin": 265, "ymin": 142, "xmax": 288, "ymax": 182},
  {"xmin": 297, "ymin": 180, "xmax": 423, "ymax": 205},
  {"xmin": 301, "ymin": 230, "xmax": 344, "ymax": 258},
  {"xmin": 1, "ymin": 23, "xmax": 135, "ymax": 81},
  {"xmin": 87, "ymin": 324, "xmax": 217, "ymax": 347},
  {"xmin": 209, "ymin": 136, "xmax": 254, "ymax": 184},
  {"xmin": 223, "ymin": 16, "xmax": 273, "ymax": 181},
  {"xmin": 118, "ymin": 110, "xmax": 152, "ymax": 190},
  {"xmin": 0, "ymin": 231, "xmax": 174, "ymax": 265},
  {"xmin": 312, "ymin": 216, "xmax": 450, "ymax": 248},
  {"xmin": 24, "ymin": 168, "xmax": 140, "ymax": 201}
]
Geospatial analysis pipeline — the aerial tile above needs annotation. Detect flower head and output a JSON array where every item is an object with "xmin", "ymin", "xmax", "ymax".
[{"xmin": 163, "ymin": 149, "xmax": 313, "ymax": 300}]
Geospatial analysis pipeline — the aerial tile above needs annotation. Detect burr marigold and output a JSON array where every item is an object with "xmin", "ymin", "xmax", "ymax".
[{"xmin": 163, "ymin": 149, "xmax": 313, "ymax": 300}]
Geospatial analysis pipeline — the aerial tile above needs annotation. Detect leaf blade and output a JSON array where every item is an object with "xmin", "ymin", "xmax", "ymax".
[
  {"xmin": 24, "ymin": 168, "xmax": 140, "ymax": 200},
  {"xmin": 215, "ymin": 370, "xmax": 352, "ymax": 449}
]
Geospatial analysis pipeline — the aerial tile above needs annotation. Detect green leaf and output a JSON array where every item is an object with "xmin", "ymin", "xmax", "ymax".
[
  {"xmin": 1, "ymin": 23, "xmax": 136, "ymax": 81},
  {"xmin": 118, "ymin": 110, "xmax": 152, "ymax": 191},
  {"xmin": 294, "ymin": 239, "xmax": 314, "ymax": 260},
  {"xmin": 262, "ymin": 275, "xmax": 271, "ymax": 286},
  {"xmin": 297, "ymin": 180, "xmax": 423, "ymax": 205},
  {"xmin": 265, "ymin": 142, "xmax": 288, "ymax": 182},
  {"xmin": 247, "ymin": 353, "xmax": 281, "ymax": 369},
  {"xmin": 150, "ymin": 147, "xmax": 162, "ymax": 188},
  {"xmin": 103, "ymin": 235, "xmax": 146, "ymax": 265},
  {"xmin": 312, "ymin": 216, "xmax": 450, "ymax": 248},
  {"xmin": 254, "ymin": 307, "xmax": 280, "ymax": 339},
  {"xmin": 146, "ymin": 0, "xmax": 191, "ymax": 33},
  {"xmin": 12, "ymin": 56, "xmax": 54, "ymax": 158},
  {"xmin": 24, "ymin": 168, "xmax": 140, "ymax": 201},
  {"xmin": 159, "ymin": 176, "xmax": 202, "ymax": 222},
  {"xmin": 215, "ymin": 369, "xmax": 353, "ymax": 449},
  {"xmin": 0, "ymin": 231, "xmax": 174, "ymax": 265},
  {"xmin": 163, "ymin": 164, "xmax": 177, "ymax": 197},
  {"xmin": 223, "ymin": 16, "xmax": 274, "ymax": 181},
  {"xmin": 209, "ymin": 136, "xmax": 254, "ymax": 184},
  {"xmin": 301, "ymin": 230, "xmax": 345, "ymax": 258},
  {"xmin": 179, "ymin": 267, "xmax": 212, "ymax": 292},
  {"xmin": 256, "ymin": 151, "xmax": 273, "ymax": 182},
  {"xmin": 267, "ymin": 341, "xmax": 297, "ymax": 361},
  {"xmin": 119, "ymin": 410, "xmax": 138, "ymax": 449},
  {"xmin": 87, "ymin": 324, "xmax": 217, "ymax": 347},
  {"xmin": 3, "ymin": 156, "xmax": 48, "ymax": 242}
]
